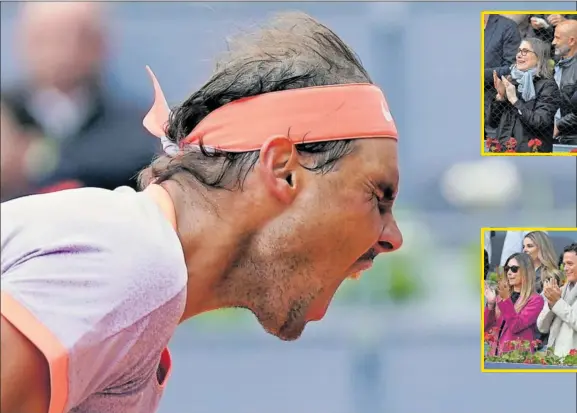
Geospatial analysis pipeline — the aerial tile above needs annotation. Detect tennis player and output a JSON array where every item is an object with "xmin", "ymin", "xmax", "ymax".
[{"xmin": 0, "ymin": 12, "xmax": 402, "ymax": 413}]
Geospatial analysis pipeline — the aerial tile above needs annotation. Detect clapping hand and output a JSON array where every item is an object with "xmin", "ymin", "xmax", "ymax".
[
  {"xmin": 493, "ymin": 70, "xmax": 506, "ymax": 99},
  {"xmin": 543, "ymin": 278, "xmax": 562, "ymax": 308},
  {"xmin": 530, "ymin": 17, "xmax": 546, "ymax": 30},
  {"xmin": 501, "ymin": 77, "xmax": 518, "ymax": 104},
  {"xmin": 497, "ymin": 278, "xmax": 511, "ymax": 300},
  {"xmin": 547, "ymin": 14, "xmax": 566, "ymax": 26},
  {"xmin": 485, "ymin": 283, "xmax": 497, "ymax": 306}
]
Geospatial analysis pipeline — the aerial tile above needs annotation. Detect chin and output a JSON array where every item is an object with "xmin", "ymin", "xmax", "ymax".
[{"xmin": 262, "ymin": 319, "xmax": 307, "ymax": 342}]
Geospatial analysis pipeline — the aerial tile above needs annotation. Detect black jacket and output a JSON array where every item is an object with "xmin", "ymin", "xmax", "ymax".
[
  {"xmin": 488, "ymin": 76, "xmax": 560, "ymax": 152},
  {"xmin": 484, "ymin": 15, "xmax": 522, "ymax": 123},
  {"xmin": 557, "ymin": 86, "xmax": 577, "ymax": 142},
  {"xmin": 555, "ymin": 57, "xmax": 577, "ymax": 142},
  {"xmin": 2, "ymin": 82, "xmax": 160, "ymax": 193}
]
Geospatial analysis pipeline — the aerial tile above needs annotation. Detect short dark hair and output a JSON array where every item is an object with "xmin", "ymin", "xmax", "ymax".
[
  {"xmin": 560, "ymin": 243, "xmax": 577, "ymax": 268},
  {"xmin": 138, "ymin": 12, "xmax": 372, "ymax": 191},
  {"xmin": 563, "ymin": 242, "xmax": 577, "ymax": 257}
]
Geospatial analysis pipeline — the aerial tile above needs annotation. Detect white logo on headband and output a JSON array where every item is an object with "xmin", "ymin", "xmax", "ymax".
[{"xmin": 381, "ymin": 102, "xmax": 393, "ymax": 122}]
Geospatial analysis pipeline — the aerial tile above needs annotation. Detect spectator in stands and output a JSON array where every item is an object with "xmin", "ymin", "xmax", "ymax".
[
  {"xmin": 523, "ymin": 231, "xmax": 564, "ymax": 349},
  {"xmin": 484, "ymin": 252, "xmax": 544, "ymax": 355},
  {"xmin": 537, "ymin": 243, "xmax": 577, "ymax": 357},
  {"xmin": 523, "ymin": 231, "xmax": 563, "ymax": 293},
  {"xmin": 527, "ymin": 14, "xmax": 577, "ymax": 46},
  {"xmin": 488, "ymin": 38, "xmax": 560, "ymax": 152},
  {"xmin": 553, "ymin": 20, "xmax": 577, "ymax": 145},
  {"xmin": 501, "ymin": 14, "xmax": 531, "ymax": 39},
  {"xmin": 484, "ymin": 14, "xmax": 521, "ymax": 139},
  {"xmin": 1, "ymin": 3, "xmax": 158, "ymax": 198}
]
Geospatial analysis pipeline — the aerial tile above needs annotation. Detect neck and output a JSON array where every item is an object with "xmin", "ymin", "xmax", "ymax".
[
  {"xmin": 534, "ymin": 259, "xmax": 541, "ymax": 269},
  {"xmin": 513, "ymin": 286, "xmax": 521, "ymax": 293},
  {"xmin": 159, "ymin": 180, "xmax": 262, "ymax": 323},
  {"xmin": 564, "ymin": 48, "xmax": 577, "ymax": 59}
]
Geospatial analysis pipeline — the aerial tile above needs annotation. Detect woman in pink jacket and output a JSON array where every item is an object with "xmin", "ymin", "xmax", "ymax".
[{"xmin": 484, "ymin": 252, "xmax": 544, "ymax": 355}]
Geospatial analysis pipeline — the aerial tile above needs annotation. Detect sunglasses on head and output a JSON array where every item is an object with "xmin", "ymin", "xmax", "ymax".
[{"xmin": 504, "ymin": 265, "xmax": 520, "ymax": 274}]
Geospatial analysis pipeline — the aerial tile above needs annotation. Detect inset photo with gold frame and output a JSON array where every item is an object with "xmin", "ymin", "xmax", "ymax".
[
  {"xmin": 481, "ymin": 228, "xmax": 577, "ymax": 372},
  {"xmin": 481, "ymin": 11, "xmax": 577, "ymax": 156}
]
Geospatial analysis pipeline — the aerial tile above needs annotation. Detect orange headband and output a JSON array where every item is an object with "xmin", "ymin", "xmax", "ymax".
[{"xmin": 143, "ymin": 66, "xmax": 398, "ymax": 154}]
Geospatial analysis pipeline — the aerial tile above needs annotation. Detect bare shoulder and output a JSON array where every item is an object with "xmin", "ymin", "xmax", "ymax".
[{"xmin": 0, "ymin": 315, "xmax": 50, "ymax": 413}]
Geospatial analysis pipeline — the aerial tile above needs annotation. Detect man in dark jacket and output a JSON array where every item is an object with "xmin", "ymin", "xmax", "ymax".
[
  {"xmin": 2, "ymin": 3, "xmax": 159, "ymax": 199},
  {"xmin": 484, "ymin": 14, "xmax": 521, "ymax": 138},
  {"xmin": 553, "ymin": 20, "xmax": 577, "ymax": 145}
]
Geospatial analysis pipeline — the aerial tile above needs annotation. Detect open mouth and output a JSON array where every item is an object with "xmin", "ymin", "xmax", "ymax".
[
  {"xmin": 347, "ymin": 248, "xmax": 378, "ymax": 279},
  {"xmin": 310, "ymin": 255, "xmax": 376, "ymax": 321},
  {"xmin": 348, "ymin": 259, "xmax": 375, "ymax": 280}
]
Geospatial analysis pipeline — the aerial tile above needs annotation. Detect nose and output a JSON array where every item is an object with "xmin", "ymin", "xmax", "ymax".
[{"xmin": 374, "ymin": 219, "xmax": 403, "ymax": 254}]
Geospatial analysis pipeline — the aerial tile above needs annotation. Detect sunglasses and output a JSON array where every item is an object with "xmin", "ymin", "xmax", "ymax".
[{"xmin": 504, "ymin": 265, "xmax": 520, "ymax": 274}]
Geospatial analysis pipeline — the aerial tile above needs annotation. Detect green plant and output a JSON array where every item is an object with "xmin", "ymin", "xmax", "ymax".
[{"xmin": 486, "ymin": 272, "xmax": 499, "ymax": 284}]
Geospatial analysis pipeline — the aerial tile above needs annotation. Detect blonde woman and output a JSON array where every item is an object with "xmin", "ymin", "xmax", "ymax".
[
  {"xmin": 523, "ymin": 231, "xmax": 562, "ymax": 293},
  {"xmin": 484, "ymin": 253, "xmax": 545, "ymax": 355}
]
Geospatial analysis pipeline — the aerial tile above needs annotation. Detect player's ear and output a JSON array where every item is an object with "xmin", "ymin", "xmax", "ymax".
[{"xmin": 257, "ymin": 135, "xmax": 300, "ymax": 204}]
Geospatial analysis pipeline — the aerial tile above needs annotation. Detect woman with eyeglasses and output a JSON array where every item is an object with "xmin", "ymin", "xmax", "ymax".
[
  {"xmin": 487, "ymin": 37, "xmax": 560, "ymax": 152},
  {"xmin": 484, "ymin": 253, "xmax": 544, "ymax": 355}
]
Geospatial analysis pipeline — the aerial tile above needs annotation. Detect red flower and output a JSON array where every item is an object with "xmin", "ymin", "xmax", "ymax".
[
  {"xmin": 486, "ymin": 138, "xmax": 502, "ymax": 153},
  {"xmin": 484, "ymin": 332, "xmax": 496, "ymax": 344},
  {"xmin": 569, "ymin": 349, "xmax": 577, "ymax": 356},
  {"xmin": 541, "ymin": 359, "xmax": 547, "ymax": 365},
  {"xmin": 523, "ymin": 358, "xmax": 533, "ymax": 364},
  {"xmin": 503, "ymin": 341, "xmax": 514, "ymax": 352},
  {"xmin": 528, "ymin": 138, "xmax": 542, "ymax": 152},
  {"xmin": 504, "ymin": 137, "xmax": 517, "ymax": 152},
  {"xmin": 571, "ymin": 149, "xmax": 577, "ymax": 153},
  {"xmin": 505, "ymin": 149, "xmax": 515, "ymax": 153}
]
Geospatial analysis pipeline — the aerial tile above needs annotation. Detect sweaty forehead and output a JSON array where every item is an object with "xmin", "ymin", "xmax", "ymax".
[{"xmin": 354, "ymin": 138, "xmax": 399, "ymax": 185}]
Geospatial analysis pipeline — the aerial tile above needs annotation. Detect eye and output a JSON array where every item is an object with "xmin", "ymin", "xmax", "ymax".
[{"xmin": 373, "ymin": 193, "xmax": 392, "ymax": 215}]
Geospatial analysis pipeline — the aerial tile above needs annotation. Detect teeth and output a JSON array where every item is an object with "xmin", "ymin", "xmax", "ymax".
[{"xmin": 349, "ymin": 272, "xmax": 362, "ymax": 280}]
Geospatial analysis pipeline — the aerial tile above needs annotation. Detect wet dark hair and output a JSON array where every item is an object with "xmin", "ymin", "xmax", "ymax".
[{"xmin": 138, "ymin": 12, "xmax": 372, "ymax": 191}]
